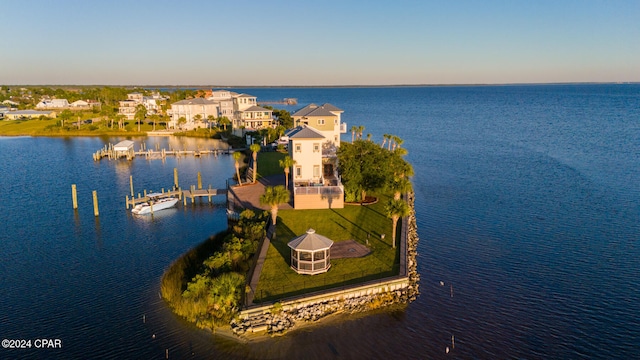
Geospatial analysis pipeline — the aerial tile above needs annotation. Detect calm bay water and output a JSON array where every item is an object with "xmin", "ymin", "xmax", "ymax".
[{"xmin": 1, "ymin": 84, "xmax": 639, "ymax": 359}]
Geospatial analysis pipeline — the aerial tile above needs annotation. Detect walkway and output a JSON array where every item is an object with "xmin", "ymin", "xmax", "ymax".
[{"xmin": 228, "ymin": 174, "xmax": 293, "ymax": 211}]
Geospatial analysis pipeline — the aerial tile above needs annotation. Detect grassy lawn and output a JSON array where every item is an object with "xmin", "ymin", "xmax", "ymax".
[
  {"xmin": 257, "ymin": 151, "xmax": 286, "ymax": 178},
  {"xmin": 0, "ymin": 118, "xmax": 169, "ymax": 136},
  {"xmin": 254, "ymin": 193, "xmax": 401, "ymax": 302}
]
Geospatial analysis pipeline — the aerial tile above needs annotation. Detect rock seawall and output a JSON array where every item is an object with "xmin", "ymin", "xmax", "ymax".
[{"xmin": 232, "ymin": 192, "xmax": 420, "ymax": 336}]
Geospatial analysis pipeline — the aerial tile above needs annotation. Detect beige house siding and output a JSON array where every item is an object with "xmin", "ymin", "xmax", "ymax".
[{"xmin": 293, "ymin": 188, "xmax": 344, "ymax": 209}]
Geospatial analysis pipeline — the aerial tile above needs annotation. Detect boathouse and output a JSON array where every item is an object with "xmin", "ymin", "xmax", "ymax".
[{"xmin": 113, "ymin": 140, "xmax": 135, "ymax": 158}]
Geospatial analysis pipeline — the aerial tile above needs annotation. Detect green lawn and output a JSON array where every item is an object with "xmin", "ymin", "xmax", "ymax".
[
  {"xmin": 257, "ymin": 151, "xmax": 286, "ymax": 178},
  {"xmin": 0, "ymin": 118, "xmax": 165, "ymax": 136},
  {"xmin": 253, "ymin": 193, "xmax": 401, "ymax": 302}
]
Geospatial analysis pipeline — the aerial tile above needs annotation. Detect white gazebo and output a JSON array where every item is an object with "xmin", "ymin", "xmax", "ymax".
[{"xmin": 287, "ymin": 228, "xmax": 334, "ymax": 275}]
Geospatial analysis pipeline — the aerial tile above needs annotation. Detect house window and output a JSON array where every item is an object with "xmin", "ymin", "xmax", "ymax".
[
  {"xmin": 313, "ymin": 165, "xmax": 320, "ymax": 178},
  {"xmin": 295, "ymin": 144, "xmax": 301, "ymax": 152},
  {"xmin": 295, "ymin": 166, "xmax": 302, "ymax": 178},
  {"xmin": 318, "ymin": 119, "xmax": 325, "ymax": 125},
  {"xmin": 313, "ymin": 143, "xmax": 320, "ymax": 152}
]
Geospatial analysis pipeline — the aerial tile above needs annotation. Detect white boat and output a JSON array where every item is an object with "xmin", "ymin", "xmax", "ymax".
[{"xmin": 131, "ymin": 193, "xmax": 179, "ymax": 215}]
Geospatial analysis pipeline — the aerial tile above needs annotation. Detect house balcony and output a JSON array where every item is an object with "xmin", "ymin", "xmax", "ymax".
[
  {"xmin": 292, "ymin": 182, "xmax": 344, "ymax": 209},
  {"xmin": 340, "ymin": 122, "xmax": 347, "ymax": 133}
]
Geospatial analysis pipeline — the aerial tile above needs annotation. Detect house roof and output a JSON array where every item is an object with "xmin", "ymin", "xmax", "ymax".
[
  {"xmin": 172, "ymin": 98, "xmax": 216, "ymax": 105},
  {"xmin": 288, "ymin": 229, "xmax": 334, "ymax": 251},
  {"xmin": 320, "ymin": 103, "xmax": 343, "ymax": 112},
  {"xmin": 243, "ymin": 105, "xmax": 271, "ymax": 112},
  {"xmin": 286, "ymin": 125, "xmax": 325, "ymax": 139},
  {"xmin": 293, "ymin": 103, "xmax": 343, "ymax": 117}
]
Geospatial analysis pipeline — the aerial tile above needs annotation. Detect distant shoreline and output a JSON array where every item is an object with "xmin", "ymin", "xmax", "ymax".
[{"xmin": 2, "ymin": 82, "xmax": 638, "ymax": 90}]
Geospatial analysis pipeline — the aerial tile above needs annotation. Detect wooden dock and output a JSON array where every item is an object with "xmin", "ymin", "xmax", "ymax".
[
  {"xmin": 125, "ymin": 186, "xmax": 226, "ymax": 209},
  {"xmin": 93, "ymin": 143, "xmax": 234, "ymax": 161}
]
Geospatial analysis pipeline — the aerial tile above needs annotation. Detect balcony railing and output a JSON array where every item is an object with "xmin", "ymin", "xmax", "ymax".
[{"xmin": 294, "ymin": 184, "xmax": 344, "ymax": 196}]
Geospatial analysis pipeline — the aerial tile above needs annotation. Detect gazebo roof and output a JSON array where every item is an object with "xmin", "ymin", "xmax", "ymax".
[{"xmin": 287, "ymin": 228, "xmax": 334, "ymax": 251}]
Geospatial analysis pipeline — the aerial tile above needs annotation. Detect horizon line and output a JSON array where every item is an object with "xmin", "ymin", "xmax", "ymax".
[{"xmin": 2, "ymin": 81, "xmax": 638, "ymax": 89}]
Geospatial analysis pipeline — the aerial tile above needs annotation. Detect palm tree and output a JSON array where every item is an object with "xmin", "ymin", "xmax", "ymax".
[
  {"xmin": 260, "ymin": 185, "xmax": 290, "ymax": 226},
  {"xmin": 385, "ymin": 198, "xmax": 410, "ymax": 248},
  {"xmin": 177, "ymin": 116, "xmax": 187, "ymax": 130},
  {"xmin": 390, "ymin": 176, "xmax": 412, "ymax": 200},
  {"xmin": 150, "ymin": 114, "xmax": 159, "ymax": 131},
  {"xmin": 218, "ymin": 116, "xmax": 231, "ymax": 131},
  {"xmin": 135, "ymin": 104, "xmax": 147, "ymax": 132},
  {"xmin": 232, "ymin": 151, "xmax": 242, "ymax": 185},
  {"xmin": 381, "ymin": 134, "xmax": 389, "ymax": 148},
  {"xmin": 351, "ymin": 125, "xmax": 357, "ymax": 143},
  {"xmin": 393, "ymin": 136, "xmax": 404, "ymax": 150},
  {"xmin": 279, "ymin": 155, "xmax": 296, "ymax": 189},
  {"xmin": 249, "ymin": 143, "xmax": 261, "ymax": 184},
  {"xmin": 357, "ymin": 125, "xmax": 365, "ymax": 140},
  {"xmin": 207, "ymin": 115, "xmax": 215, "ymax": 133}
]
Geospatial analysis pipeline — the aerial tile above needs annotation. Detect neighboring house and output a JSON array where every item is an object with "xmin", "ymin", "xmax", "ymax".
[
  {"xmin": 118, "ymin": 92, "xmax": 166, "ymax": 120},
  {"xmin": 2, "ymin": 100, "xmax": 19, "ymax": 106},
  {"xmin": 5, "ymin": 110, "xmax": 56, "ymax": 120},
  {"xmin": 240, "ymin": 105, "xmax": 273, "ymax": 131},
  {"xmin": 36, "ymin": 98, "xmax": 69, "ymax": 109},
  {"xmin": 0, "ymin": 105, "xmax": 8, "ymax": 119},
  {"xmin": 70, "ymin": 99, "xmax": 101, "ymax": 109},
  {"xmin": 286, "ymin": 125, "xmax": 344, "ymax": 209},
  {"xmin": 208, "ymin": 90, "xmax": 235, "ymax": 118},
  {"xmin": 168, "ymin": 98, "xmax": 219, "ymax": 129},
  {"xmin": 70, "ymin": 100, "xmax": 89, "ymax": 107},
  {"xmin": 118, "ymin": 99, "xmax": 138, "ymax": 120}
]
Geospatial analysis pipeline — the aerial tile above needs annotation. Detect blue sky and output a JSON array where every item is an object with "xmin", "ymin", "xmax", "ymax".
[{"xmin": 1, "ymin": 0, "xmax": 638, "ymax": 85}]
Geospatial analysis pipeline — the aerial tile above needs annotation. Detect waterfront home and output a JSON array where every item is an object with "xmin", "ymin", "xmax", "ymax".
[
  {"xmin": 292, "ymin": 103, "xmax": 347, "ymax": 147},
  {"xmin": 168, "ymin": 98, "xmax": 219, "ymax": 129},
  {"xmin": 286, "ymin": 124, "xmax": 344, "ymax": 209},
  {"xmin": 5, "ymin": 110, "xmax": 56, "ymax": 120},
  {"xmin": 118, "ymin": 92, "xmax": 166, "ymax": 120},
  {"xmin": 166, "ymin": 89, "xmax": 273, "ymax": 133},
  {"xmin": 239, "ymin": 105, "xmax": 273, "ymax": 131},
  {"xmin": 118, "ymin": 99, "xmax": 138, "ymax": 120}
]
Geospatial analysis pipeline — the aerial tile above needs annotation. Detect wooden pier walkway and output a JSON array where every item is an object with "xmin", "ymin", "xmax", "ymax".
[{"xmin": 93, "ymin": 143, "xmax": 234, "ymax": 161}]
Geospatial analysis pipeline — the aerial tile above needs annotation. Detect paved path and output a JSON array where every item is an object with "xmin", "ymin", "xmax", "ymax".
[{"xmin": 228, "ymin": 174, "xmax": 293, "ymax": 211}]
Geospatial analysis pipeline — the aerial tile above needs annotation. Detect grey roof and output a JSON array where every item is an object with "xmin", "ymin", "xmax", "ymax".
[
  {"xmin": 172, "ymin": 98, "xmax": 216, "ymax": 105},
  {"xmin": 293, "ymin": 103, "xmax": 343, "ymax": 117},
  {"xmin": 243, "ymin": 105, "xmax": 271, "ymax": 112},
  {"xmin": 288, "ymin": 229, "xmax": 334, "ymax": 251},
  {"xmin": 286, "ymin": 125, "xmax": 325, "ymax": 139}
]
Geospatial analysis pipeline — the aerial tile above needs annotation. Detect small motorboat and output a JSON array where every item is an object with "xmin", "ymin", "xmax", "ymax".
[{"xmin": 131, "ymin": 193, "xmax": 179, "ymax": 215}]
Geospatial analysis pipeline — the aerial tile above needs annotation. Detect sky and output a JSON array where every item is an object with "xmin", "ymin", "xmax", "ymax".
[{"xmin": 1, "ymin": 0, "xmax": 639, "ymax": 86}]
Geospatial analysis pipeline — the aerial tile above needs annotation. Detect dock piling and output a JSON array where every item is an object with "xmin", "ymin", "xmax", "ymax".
[
  {"xmin": 71, "ymin": 184, "xmax": 78, "ymax": 209},
  {"xmin": 92, "ymin": 190, "xmax": 99, "ymax": 217},
  {"xmin": 173, "ymin": 168, "xmax": 179, "ymax": 189}
]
